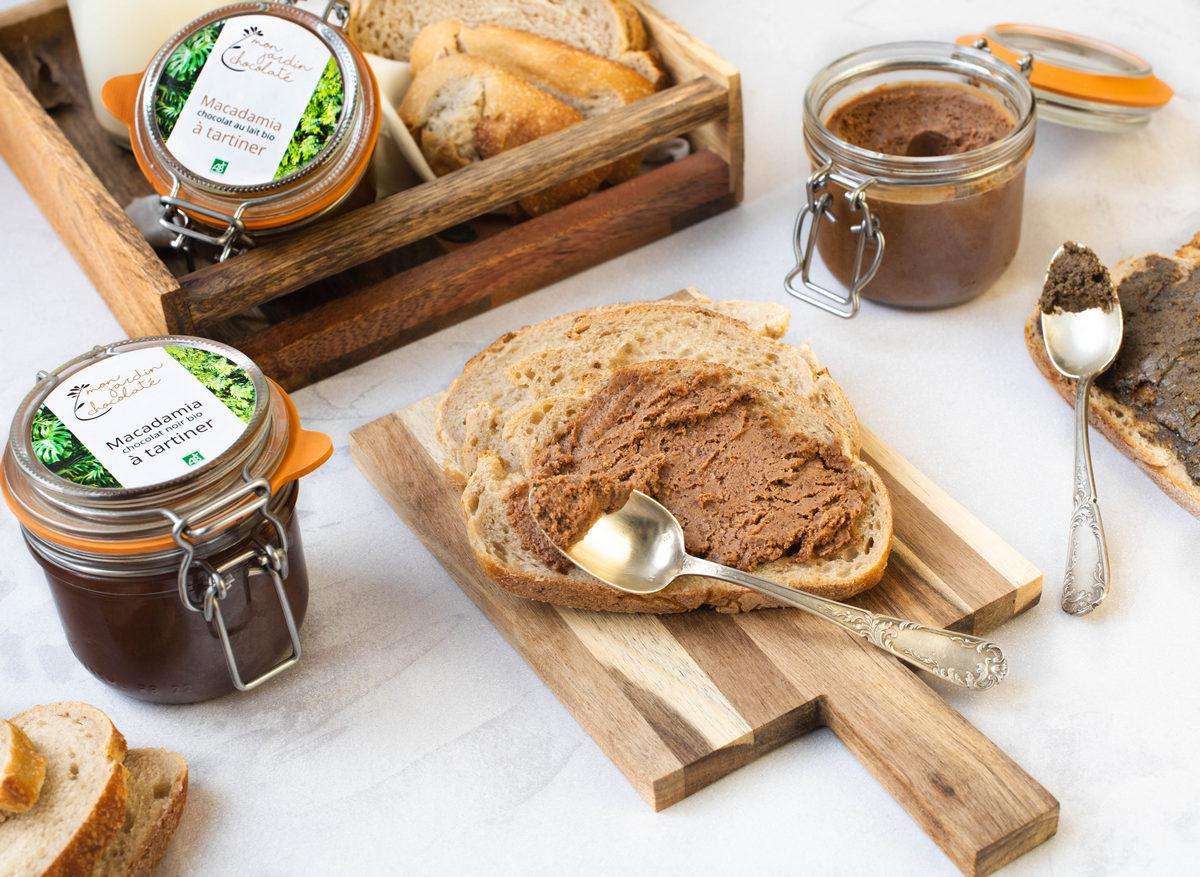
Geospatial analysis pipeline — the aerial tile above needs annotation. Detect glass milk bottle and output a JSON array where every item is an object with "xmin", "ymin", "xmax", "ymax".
[{"xmin": 67, "ymin": 1, "xmax": 231, "ymax": 141}]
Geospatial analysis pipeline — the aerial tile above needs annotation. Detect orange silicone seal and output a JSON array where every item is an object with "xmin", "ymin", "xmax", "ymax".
[
  {"xmin": 2, "ymin": 381, "xmax": 332, "ymax": 557},
  {"xmin": 957, "ymin": 27, "xmax": 1173, "ymax": 109}
]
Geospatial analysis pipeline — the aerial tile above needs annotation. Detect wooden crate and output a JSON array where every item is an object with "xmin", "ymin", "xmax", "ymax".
[{"xmin": 0, "ymin": 0, "xmax": 743, "ymax": 390}]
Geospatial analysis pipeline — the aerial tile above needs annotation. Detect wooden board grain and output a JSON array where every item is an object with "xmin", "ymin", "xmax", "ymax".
[{"xmin": 348, "ymin": 296, "xmax": 1058, "ymax": 876}]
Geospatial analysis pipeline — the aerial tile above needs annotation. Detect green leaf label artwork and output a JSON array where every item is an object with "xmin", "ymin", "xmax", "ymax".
[
  {"xmin": 154, "ymin": 14, "xmax": 344, "ymax": 185},
  {"xmin": 33, "ymin": 345, "xmax": 256, "ymax": 489}
]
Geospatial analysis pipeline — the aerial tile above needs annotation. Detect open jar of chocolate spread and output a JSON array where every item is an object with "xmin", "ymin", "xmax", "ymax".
[
  {"xmin": 2, "ymin": 337, "xmax": 332, "ymax": 703},
  {"xmin": 787, "ymin": 41, "xmax": 1036, "ymax": 315}
]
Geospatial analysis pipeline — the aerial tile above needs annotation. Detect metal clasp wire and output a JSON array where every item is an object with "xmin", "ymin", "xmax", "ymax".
[
  {"xmin": 321, "ymin": 1, "xmax": 350, "ymax": 26},
  {"xmin": 972, "ymin": 37, "xmax": 1035, "ymax": 77},
  {"xmin": 159, "ymin": 177, "xmax": 254, "ymax": 263},
  {"xmin": 784, "ymin": 161, "xmax": 885, "ymax": 318},
  {"xmin": 162, "ymin": 474, "xmax": 302, "ymax": 692}
]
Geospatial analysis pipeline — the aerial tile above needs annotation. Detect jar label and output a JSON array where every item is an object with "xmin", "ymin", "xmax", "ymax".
[
  {"xmin": 154, "ymin": 14, "xmax": 344, "ymax": 186},
  {"xmin": 31, "ymin": 346, "xmax": 256, "ymax": 489}
]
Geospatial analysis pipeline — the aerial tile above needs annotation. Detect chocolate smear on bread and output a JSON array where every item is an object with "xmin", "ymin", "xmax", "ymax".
[
  {"xmin": 1097, "ymin": 256, "xmax": 1200, "ymax": 483},
  {"xmin": 514, "ymin": 364, "xmax": 871, "ymax": 571}
]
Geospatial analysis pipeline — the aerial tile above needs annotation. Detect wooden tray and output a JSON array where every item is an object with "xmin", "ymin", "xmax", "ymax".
[
  {"xmin": 349, "ymin": 300, "xmax": 1058, "ymax": 876},
  {"xmin": 0, "ymin": 0, "xmax": 742, "ymax": 390}
]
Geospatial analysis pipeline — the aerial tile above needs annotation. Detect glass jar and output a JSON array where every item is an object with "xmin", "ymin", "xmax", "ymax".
[
  {"xmin": 67, "ymin": 0, "xmax": 230, "ymax": 142},
  {"xmin": 786, "ymin": 41, "xmax": 1036, "ymax": 315},
  {"xmin": 100, "ymin": 1, "xmax": 379, "ymax": 261},
  {"xmin": 2, "ymin": 337, "xmax": 332, "ymax": 703}
]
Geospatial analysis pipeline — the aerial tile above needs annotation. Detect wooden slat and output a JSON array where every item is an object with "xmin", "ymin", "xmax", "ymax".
[
  {"xmin": 737, "ymin": 606, "xmax": 1058, "ymax": 876},
  {"xmin": 180, "ymin": 78, "xmax": 730, "ymax": 321},
  {"xmin": 0, "ymin": 47, "xmax": 176, "ymax": 337},
  {"xmin": 348, "ymin": 294, "xmax": 1056, "ymax": 873},
  {"xmin": 236, "ymin": 151, "xmax": 731, "ymax": 390}
]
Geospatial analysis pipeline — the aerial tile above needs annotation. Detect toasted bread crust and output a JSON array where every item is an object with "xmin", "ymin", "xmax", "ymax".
[
  {"xmin": 1, "ymin": 720, "xmax": 46, "ymax": 816},
  {"xmin": 1025, "ymin": 235, "xmax": 1200, "ymax": 518},
  {"xmin": 399, "ymin": 53, "xmax": 605, "ymax": 215}
]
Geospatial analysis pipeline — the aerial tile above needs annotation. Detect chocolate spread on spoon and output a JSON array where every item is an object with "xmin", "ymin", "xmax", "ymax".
[{"xmin": 1039, "ymin": 242, "xmax": 1115, "ymax": 314}]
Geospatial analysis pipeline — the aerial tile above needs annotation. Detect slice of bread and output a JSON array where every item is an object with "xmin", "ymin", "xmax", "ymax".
[
  {"xmin": 410, "ymin": 20, "xmax": 658, "ymax": 182},
  {"xmin": 91, "ymin": 750, "xmax": 188, "ymax": 877},
  {"xmin": 461, "ymin": 360, "xmax": 892, "ymax": 613},
  {"xmin": 349, "ymin": 0, "xmax": 664, "ymax": 83},
  {"xmin": 0, "ymin": 703, "xmax": 128, "ymax": 876},
  {"xmin": 437, "ymin": 299, "xmax": 861, "ymax": 483},
  {"xmin": 1025, "ymin": 233, "xmax": 1200, "ymax": 517},
  {"xmin": 1, "ymin": 720, "xmax": 46, "ymax": 820},
  {"xmin": 399, "ymin": 54, "xmax": 607, "ymax": 215}
]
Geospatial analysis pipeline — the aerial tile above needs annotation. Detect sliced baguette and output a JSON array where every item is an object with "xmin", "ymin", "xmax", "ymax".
[
  {"xmin": 1, "ymin": 720, "xmax": 46, "ymax": 820},
  {"xmin": 1025, "ymin": 232, "xmax": 1200, "ymax": 517},
  {"xmin": 462, "ymin": 360, "xmax": 892, "ymax": 613},
  {"xmin": 92, "ymin": 750, "xmax": 188, "ymax": 877},
  {"xmin": 438, "ymin": 299, "xmax": 861, "ymax": 483},
  {"xmin": 0, "ymin": 703, "xmax": 128, "ymax": 877},
  {"xmin": 410, "ymin": 20, "xmax": 658, "ymax": 182},
  {"xmin": 399, "ymin": 54, "xmax": 606, "ymax": 215},
  {"xmin": 349, "ymin": 0, "xmax": 664, "ymax": 84}
]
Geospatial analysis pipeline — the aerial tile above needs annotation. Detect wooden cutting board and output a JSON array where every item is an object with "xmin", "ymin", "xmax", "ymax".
[{"xmin": 349, "ymin": 300, "xmax": 1058, "ymax": 876}]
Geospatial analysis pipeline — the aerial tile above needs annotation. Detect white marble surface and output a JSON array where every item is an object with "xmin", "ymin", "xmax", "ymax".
[{"xmin": 1, "ymin": 0, "xmax": 1198, "ymax": 873}]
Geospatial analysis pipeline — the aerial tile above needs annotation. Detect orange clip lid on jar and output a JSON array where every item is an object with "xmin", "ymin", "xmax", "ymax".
[
  {"xmin": 2, "ymin": 337, "xmax": 332, "ymax": 703},
  {"xmin": 786, "ymin": 27, "xmax": 1173, "ymax": 317},
  {"xmin": 101, "ymin": 1, "xmax": 379, "ymax": 261}
]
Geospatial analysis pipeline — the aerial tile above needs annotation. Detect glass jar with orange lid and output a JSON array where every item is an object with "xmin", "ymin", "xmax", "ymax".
[
  {"xmin": 2, "ymin": 337, "xmax": 332, "ymax": 703},
  {"xmin": 102, "ymin": 1, "xmax": 379, "ymax": 261},
  {"xmin": 786, "ymin": 29, "xmax": 1172, "ymax": 317}
]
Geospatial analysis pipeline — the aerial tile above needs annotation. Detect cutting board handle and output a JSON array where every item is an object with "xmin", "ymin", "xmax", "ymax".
[{"xmin": 823, "ymin": 647, "xmax": 1059, "ymax": 876}]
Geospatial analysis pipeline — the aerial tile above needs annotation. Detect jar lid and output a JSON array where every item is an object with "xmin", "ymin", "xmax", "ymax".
[
  {"xmin": 2, "ymin": 337, "xmax": 331, "ymax": 555},
  {"xmin": 147, "ymin": 3, "xmax": 358, "ymax": 190},
  {"xmin": 957, "ymin": 24, "xmax": 1173, "ymax": 131}
]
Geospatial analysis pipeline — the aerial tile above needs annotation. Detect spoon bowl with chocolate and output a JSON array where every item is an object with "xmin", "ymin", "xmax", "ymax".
[
  {"xmin": 1039, "ymin": 242, "xmax": 1124, "ymax": 615},
  {"xmin": 536, "ymin": 488, "xmax": 1008, "ymax": 690}
]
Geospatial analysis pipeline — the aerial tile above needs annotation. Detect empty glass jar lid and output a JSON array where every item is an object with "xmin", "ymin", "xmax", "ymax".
[{"xmin": 957, "ymin": 23, "xmax": 1173, "ymax": 131}]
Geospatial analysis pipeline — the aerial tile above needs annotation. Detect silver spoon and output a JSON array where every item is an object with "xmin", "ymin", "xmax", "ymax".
[
  {"xmin": 541, "ymin": 490, "xmax": 1008, "ymax": 690},
  {"xmin": 1040, "ymin": 243, "xmax": 1124, "ymax": 616}
]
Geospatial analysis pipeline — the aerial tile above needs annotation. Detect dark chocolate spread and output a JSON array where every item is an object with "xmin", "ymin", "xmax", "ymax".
[
  {"xmin": 1096, "ymin": 256, "xmax": 1200, "ymax": 483},
  {"xmin": 1039, "ymin": 242, "xmax": 1115, "ymax": 313},
  {"xmin": 510, "ymin": 364, "xmax": 871, "ymax": 572}
]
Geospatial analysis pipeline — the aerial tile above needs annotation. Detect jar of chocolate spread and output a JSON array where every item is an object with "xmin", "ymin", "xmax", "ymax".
[
  {"xmin": 2, "ymin": 337, "xmax": 331, "ymax": 703},
  {"xmin": 787, "ymin": 41, "xmax": 1036, "ymax": 315},
  {"xmin": 99, "ymin": 1, "xmax": 379, "ymax": 262}
]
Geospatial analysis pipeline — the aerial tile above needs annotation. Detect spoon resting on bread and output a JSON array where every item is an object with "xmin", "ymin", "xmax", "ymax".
[{"xmin": 532, "ymin": 488, "xmax": 1008, "ymax": 690}]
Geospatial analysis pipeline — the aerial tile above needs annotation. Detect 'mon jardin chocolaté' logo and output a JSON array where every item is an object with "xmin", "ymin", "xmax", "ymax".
[{"xmin": 155, "ymin": 18, "xmax": 346, "ymax": 181}]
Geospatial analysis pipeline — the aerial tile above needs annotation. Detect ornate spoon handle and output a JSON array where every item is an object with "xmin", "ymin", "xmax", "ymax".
[
  {"xmin": 1062, "ymin": 377, "xmax": 1110, "ymax": 616},
  {"xmin": 681, "ymin": 557, "xmax": 1008, "ymax": 689}
]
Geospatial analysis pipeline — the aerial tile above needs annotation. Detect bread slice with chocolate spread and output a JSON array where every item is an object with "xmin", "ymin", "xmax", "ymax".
[
  {"xmin": 1026, "ymin": 232, "xmax": 1200, "ymax": 517},
  {"xmin": 437, "ymin": 297, "xmax": 860, "ymax": 485},
  {"xmin": 461, "ymin": 360, "xmax": 892, "ymax": 613}
]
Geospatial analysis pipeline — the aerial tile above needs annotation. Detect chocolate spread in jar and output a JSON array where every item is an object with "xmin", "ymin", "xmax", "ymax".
[
  {"xmin": 827, "ymin": 82, "xmax": 1015, "ymax": 157},
  {"xmin": 1039, "ymin": 242, "xmax": 1115, "ymax": 313},
  {"xmin": 817, "ymin": 81, "xmax": 1025, "ymax": 309},
  {"xmin": 1096, "ymin": 255, "xmax": 1200, "ymax": 483},
  {"xmin": 510, "ymin": 364, "xmax": 871, "ymax": 572}
]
